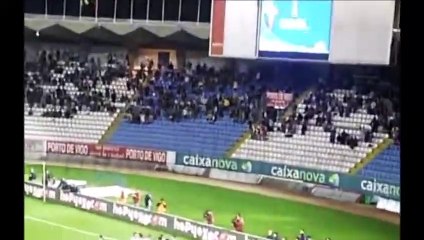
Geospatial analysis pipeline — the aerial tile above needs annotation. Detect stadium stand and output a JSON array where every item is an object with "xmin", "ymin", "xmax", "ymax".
[
  {"xmin": 107, "ymin": 63, "xmax": 267, "ymax": 157},
  {"xmin": 359, "ymin": 144, "xmax": 400, "ymax": 184},
  {"xmin": 24, "ymin": 47, "xmax": 400, "ymax": 183},
  {"xmin": 232, "ymin": 88, "xmax": 395, "ymax": 173},
  {"xmin": 24, "ymin": 50, "xmax": 132, "ymax": 143}
]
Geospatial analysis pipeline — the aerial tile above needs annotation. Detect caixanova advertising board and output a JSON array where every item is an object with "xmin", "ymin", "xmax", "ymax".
[
  {"xmin": 176, "ymin": 153, "xmax": 400, "ymax": 200},
  {"xmin": 24, "ymin": 182, "xmax": 267, "ymax": 240}
]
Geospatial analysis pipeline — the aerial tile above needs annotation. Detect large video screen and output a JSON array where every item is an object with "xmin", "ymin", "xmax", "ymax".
[{"xmin": 258, "ymin": 0, "xmax": 333, "ymax": 60}]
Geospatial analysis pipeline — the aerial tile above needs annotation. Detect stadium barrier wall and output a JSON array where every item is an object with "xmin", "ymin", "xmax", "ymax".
[
  {"xmin": 29, "ymin": 140, "xmax": 400, "ymax": 200},
  {"xmin": 208, "ymin": 169, "xmax": 262, "ymax": 184},
  {"xmin": 169, "ymin": 165, "xmax": 208, "ymax": 177},
  {"xmin": 45, "ymin": 141, "xmax": 172, "ymax": 165},
  {"xmin": 174, "ymin": 153, "xmax": 401, "ymax": 200},
  {"xmin": 25, "ymin": 140, "xmax": 400, "ymax": 200},
  {"xmin": 24, "ymin": 181, "xmax": 269, "ymax": 240},
  {"xmin": 259, "ymin": 176, "xmax": 316, "ymax": 195},
  {"xmin": 25, "ymin": 139, "xmax": 46, "ymax": 160},
  {"xmin": 41, "ymin": 155, "xmax": 164, "ymax": 172},
  {"xmin": 376, "ymin": 197, "xmax": 400, "ymax": 214},
  {"xmin": 166, "ymin": 151, "xmax": 208, "ymax": 176},
  {"xmin": 25, "ymin": 140, "xmax": 175, "ymax": 172},
  {"xmin": 310, "ymin": 186, "xmax": 362, "ymax": 203}
]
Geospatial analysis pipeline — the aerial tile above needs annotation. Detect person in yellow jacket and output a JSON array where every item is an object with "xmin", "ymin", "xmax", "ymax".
[{"xmin": 156, "ymin": 198, "xmax": 167, "ymax": 213}]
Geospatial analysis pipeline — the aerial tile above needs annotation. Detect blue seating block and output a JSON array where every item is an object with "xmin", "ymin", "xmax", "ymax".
[
  {"xmin": 359, "ymin": 145, "xmax": 400, "ymax": 184},
  {"xmin": 108, "ymin": 118, "xmax": 248, "ymax": 157}
]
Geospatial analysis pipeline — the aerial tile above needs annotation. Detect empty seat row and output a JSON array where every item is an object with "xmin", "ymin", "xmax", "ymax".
[
  {"xmin": 238, "ymin": 145, "xmax": 358, "ymax": 164},
  {"xmin": 25, "ymin": 134, "xmax": 99, "ymax": 144},
  {"xmin": 109, "ymin": 119, "xmax": 248, "ymax": 157},
  {"xmin": 25, "ymin": 131, "xmax": 101, "ymax": 140},
  {"xmin": 359, "ymin": 145, "xmax": 400, "ymax": 184},
  {"xmin": 244, "ymin": 141, "xmax": 365, "ymax": 159}
]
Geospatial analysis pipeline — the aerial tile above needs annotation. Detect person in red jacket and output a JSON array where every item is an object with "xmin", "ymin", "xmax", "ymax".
[
  {"xmin": 204, "ymin": 210, "xmax": 215, "ymax": 225},
  {"xmin": 132, "ymin": 191, "xmax": 140, "ymax": 206},
  {"xmin": 232, "ymin": 213, "xmax": 244, "ymax": 232}
]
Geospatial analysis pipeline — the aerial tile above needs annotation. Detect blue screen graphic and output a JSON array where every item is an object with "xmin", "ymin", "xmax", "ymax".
[{"xmin": 258, "ymin": 0, "xmax": 333, "ymax": 60}]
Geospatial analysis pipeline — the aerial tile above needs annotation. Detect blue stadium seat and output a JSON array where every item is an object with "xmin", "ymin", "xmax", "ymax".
[
  {"xmin": 108, "ymin": 119, "xmax": 248, "ymax": 157},
  {"xmin": 359, "ymin": 145, "xmax": 400, "ymax": 184}
]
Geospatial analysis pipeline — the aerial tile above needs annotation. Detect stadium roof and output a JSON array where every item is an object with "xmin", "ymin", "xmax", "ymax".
[{"xmin": 24, "ymin": 14, "xmax": 210, "ymax": 48}]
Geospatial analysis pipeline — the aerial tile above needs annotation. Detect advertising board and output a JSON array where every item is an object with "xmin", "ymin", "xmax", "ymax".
[
  {"xmin": 46, "ymin": 141, "xmax": 167, "ymax": 164},
  {"xmin": 24, "ymin": 182, "xmax": 265, "ymax": 240},
  {"xmin": 175, "ymin": 153, "xmax": 400, "ymax": 200},
  {"xmin": 39, "ymin": 144, "xmax": 401, "ymax": 200}
]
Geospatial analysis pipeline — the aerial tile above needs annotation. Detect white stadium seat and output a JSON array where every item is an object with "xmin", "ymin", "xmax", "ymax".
[
  {"xmin": 25, "ymin": 74, "xmax": 132, "ymax": 143},
  {"xmin": 232, "ymin": 89, "xmax": 389, "ymax": 173}
]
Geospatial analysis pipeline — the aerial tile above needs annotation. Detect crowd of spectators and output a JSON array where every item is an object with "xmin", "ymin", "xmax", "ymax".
[
  {"xmin": 25, "ymin": 48, "xmax": 400, "ymax": 146},
  {"xmin": 24, "ymin": 49, "xmax": 129, "ymax": 118},
  {"xmin": 248, "ymin": 79, "xmax": 400, "ymax": 147},
  {"xmin": 124, "ymin": 59, "xmax": 269, "ymax": 127},
  {"xmin": 25, "ymin": 48, "xmax": 289, "ymax": 143},
  {"xmin": 122, "ymin": 57, "xmax": 400, "ymax": 146},
  {"xmin": 292, "ymin": 85, "xmax": 399, "ymax": 146}
]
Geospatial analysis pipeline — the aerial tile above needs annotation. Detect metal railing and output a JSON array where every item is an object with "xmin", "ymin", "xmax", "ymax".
[{"xmin": 25, "ymin": 0, "xmax": 210, "ymax": 24}]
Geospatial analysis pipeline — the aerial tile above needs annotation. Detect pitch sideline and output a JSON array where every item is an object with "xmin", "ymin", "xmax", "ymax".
[{"xmin": 25, "ymin": 215, "xmax": 119, "ymax": 240}]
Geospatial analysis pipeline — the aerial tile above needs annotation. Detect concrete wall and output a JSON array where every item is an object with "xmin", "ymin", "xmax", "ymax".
[
  {"xmin": 208, "ymin": 169, "xmax": 261, "ymax": 184},
  {"xmin": 311, "ymin": 186, "xmax": 361, "ymax": 203}
]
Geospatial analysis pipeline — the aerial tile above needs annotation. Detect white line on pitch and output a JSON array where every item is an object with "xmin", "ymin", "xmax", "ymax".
[{"xmin": 25, "ymin": 215, "xmax": 119, "ymax": 240}]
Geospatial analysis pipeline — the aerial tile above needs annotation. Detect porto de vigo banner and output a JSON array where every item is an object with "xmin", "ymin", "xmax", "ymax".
[
  {"xmin": 265, "ymin": 91, "xmax": 293, "ymax": 109},
  {"xmin": 24, "ymin": 182, "xmax": 267, "ymax": 240},
  {"xmin": 45, "ymin": 141, "xmax": 168, "ymax": 164},
  {"xmin": 175, "ymin": 153, "xmax": 400, "ymax": 200}
]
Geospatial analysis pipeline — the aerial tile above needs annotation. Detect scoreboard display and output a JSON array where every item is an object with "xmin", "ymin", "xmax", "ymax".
[
  {"xmin": 209, "ymin": 0, "xmax": 396, "ymax": 65},
  {"xmin": 258, "ymin": 0, "xmax": 333, "ymax": 60}
]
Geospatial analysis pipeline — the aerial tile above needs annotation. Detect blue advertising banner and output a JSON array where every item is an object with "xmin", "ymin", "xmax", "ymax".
[
  {"xmin": 339, "ymin": 176, "xmax": 400, "ymax": 201},
  {"xmin": 175, "ymin": 153, "xmax": 400, "ymax": 200}
]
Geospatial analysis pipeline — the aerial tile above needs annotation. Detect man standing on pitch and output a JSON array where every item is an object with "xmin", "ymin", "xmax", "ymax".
[
  {"xmin": 232, "ymin": 213, "xmax": 244, "ymax": 232},
  {"xmin": 144, "ymin": 193, "xmax": 153, "ymax": 211}
]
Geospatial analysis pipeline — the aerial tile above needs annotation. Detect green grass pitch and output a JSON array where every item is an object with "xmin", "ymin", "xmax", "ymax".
[
  {"xmin": 25, "ymin": 197, "xmax": 187, "ymax": 240},
  {"xmin": 24, "ymin": 164, "xmax": 399, "ymax": 240}
]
